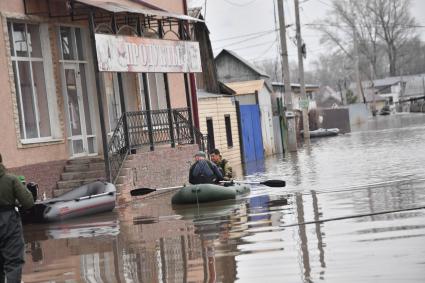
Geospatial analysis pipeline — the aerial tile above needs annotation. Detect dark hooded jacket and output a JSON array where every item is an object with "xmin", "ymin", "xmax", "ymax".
[
  {"xmin": 0, "ymin": 164, "xmax": 34, "ymax": 209},
  {"xmin": 189, "ymin": 159, "xmax": 223, "ymax": 185}
]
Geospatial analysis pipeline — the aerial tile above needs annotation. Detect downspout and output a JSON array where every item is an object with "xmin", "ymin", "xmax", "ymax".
[{"xmin": 183, "ymin": 0, "xmax": 200, "ymax": 129}]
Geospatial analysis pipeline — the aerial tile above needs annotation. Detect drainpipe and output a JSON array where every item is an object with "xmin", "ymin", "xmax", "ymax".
[{"xmin": 183, "ymin": 0, "xmax": 200, "ymax": 130}]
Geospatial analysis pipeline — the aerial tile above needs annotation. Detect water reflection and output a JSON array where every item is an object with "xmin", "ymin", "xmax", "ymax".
[{"xmin": 22, "ymin": 114, "xmax": 425, "ymax": 282}]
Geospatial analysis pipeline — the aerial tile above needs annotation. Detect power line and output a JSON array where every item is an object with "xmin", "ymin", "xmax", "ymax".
[
  {"xmin": 214, "ymin": 31, "xmax": 276, "ymax": 49},
  {"xmin": 222, "ymin": 0, "xmax": 259, "ymax": 7},
  {"xmin": 213, "ymin": 39, "xmax": 277, "ymax": 51},
  {"xmin": 250, "ymin": 39, "xmax": 278, "ymax": 61}
]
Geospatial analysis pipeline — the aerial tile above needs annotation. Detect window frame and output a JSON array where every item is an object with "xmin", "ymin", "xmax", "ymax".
[
  {"xmin": 7, "ymin": 20, "xmax": 60, "ymax": 143},
  {"xmin": 224, "ymin": 114, "xmax": 233, "ymax": 148},
  {"xmin": 206, "ymin": 117, "xmax": 215, "ymax": 153}
]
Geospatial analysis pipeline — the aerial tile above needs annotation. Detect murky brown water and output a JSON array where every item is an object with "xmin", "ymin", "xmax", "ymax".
[{"xmin": 22, "ymin": 113, "xmax": 425, "ymax": 282}]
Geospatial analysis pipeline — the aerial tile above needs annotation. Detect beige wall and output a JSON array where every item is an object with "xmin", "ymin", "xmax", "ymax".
[{"xmin": 198, "ymin": 96, "xmax": 242, "ymax": 167}]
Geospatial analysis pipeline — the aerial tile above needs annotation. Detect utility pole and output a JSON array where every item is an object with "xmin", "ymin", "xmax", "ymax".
[
  {"xmin": 294, "ymin": 0, "xmax": 310, "ymax": 139},
  {"xmin": 353, "ymin": 24, "xmax": 362, "ymax": 104},
  {"xmin": 277, "ymin": 0, "xmax": 297, "ymax": 152}
]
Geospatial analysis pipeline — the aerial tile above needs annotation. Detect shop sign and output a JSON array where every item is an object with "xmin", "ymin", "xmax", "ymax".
[{"xmin": 95, "ymin": 33, "xmax": 202, "ymax": 73}]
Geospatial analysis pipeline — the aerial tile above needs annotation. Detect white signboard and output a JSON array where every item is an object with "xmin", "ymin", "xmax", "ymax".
[{"xmin": 95, "ymin": 33, "xmax": 202, "ymax": 73}]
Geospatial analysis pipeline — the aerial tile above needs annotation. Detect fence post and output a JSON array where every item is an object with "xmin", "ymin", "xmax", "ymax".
[
  {"xmin": 141, "ymin": 73, "xmax": 154, "ymax": 151},
  {"xmin": 164, "ymin": 74, "xmax": 175, "ymax": 148}
]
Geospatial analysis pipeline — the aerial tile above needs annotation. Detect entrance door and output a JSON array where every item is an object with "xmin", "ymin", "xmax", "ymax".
[
  {"xmin": 240, "ymin": 104, "xmax": 264, "ymax": 162},
  {"xmin": 63, "ymin": 64, "xmax": 90, "ymax": 157}
]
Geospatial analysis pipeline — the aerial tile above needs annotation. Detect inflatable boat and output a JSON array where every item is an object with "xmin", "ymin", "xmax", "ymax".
[
  {"xmin": 309, "ymin": 128, "xmax": 340, "ymax": 138},
  {"xmin": 171, "ymin": 183, "xmax": 250, "ymax": 205},
  {"xmin": 21, "ymin": 181, "xmax": 116, "ymax": 223}
]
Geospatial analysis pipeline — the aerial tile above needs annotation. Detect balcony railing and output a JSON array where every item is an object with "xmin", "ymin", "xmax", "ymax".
[{"xmin": 107, "ymin": 107, "xmax": 208, "ymax": 183}]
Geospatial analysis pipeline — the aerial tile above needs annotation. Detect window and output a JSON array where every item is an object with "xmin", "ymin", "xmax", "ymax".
[
  {"xmin": 139, "ymin": 73, "xmax": 167, "ymax": 111},
  {"xmin": 206, "ymin": 117, "xmax": 215, "ymax": 153},
  {"xmin": 8, "ymin": 21, "xmax": 52, "ymax": 140},
  {"xmin": 105, "ymin": 73, "xmax": 122, "ymax": 133},
  {"xmin": 224, "ymin": 115, "xmax": 233, "ymax": 147}
]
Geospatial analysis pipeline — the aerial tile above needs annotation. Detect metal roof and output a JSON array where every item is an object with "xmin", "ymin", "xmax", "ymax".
[
  {"xmin": 76, "ymin": 0, "xmax": 203, "ymax": 22},
  {"xmin": 215, "ymin": 49, "xmax": 270, "ymax": 78},
  {"xmin": 224, "ymin": 80, "xmax": 270, "ymax": 95},
  {"xmin": 271, "ymin": 82, "xmax": 320, "ymax": 89},
  {"xmin": 197, "ymin": 90, "xmax": 233, "ymax": 99}
]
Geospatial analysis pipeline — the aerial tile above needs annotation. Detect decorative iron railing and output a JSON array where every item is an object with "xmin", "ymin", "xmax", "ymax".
[
  {"xmin": 107, "ymin": 114, "xmax": 129, "ymax": 184},
  {"xmin": 107, "ymin": 107, "xmax": 208, "ymax": 183}
]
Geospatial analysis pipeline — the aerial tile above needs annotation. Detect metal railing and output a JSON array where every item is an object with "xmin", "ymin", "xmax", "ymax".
[
  {"xmin": 107, "ymin": 114, "xmax": 129, "ymax": 184},
  {"xmin": 107, "ymin": 107, "xmax": 208, "ymax": 183}
]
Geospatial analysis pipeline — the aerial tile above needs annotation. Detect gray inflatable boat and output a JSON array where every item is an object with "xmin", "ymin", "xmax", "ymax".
[{"xmin": 21, "ymin": 181, "xmax": 116, "ymax": 223}]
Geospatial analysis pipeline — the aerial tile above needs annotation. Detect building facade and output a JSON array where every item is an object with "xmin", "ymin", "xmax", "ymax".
[{"xmin": 0, "ymin": 0, "xmax": 203, "ymax": 197}]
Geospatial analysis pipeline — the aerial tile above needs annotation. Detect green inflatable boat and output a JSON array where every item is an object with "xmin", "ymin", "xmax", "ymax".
[{"xmin": 171, "ymin": 183, "xmax": 251, "ymax": 205}]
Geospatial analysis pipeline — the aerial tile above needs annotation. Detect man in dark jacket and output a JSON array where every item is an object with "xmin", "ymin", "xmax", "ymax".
[
  {"xmin": 189, "ymin": 151, "xmax": 223, "ymax": 185},
  {"xmin": 0, "ymin": 153, "xmax": 34, "ymax": 283},
  {"xmin": 210, "ymin": 149, "xmax": 233, "ymax": 181}
]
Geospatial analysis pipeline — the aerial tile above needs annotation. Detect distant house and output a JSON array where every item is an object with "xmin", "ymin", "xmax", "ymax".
[
  {"xmin": 225, "ymin": 80, "xmax": 275, "ymax": 157},
  {"xmin": 271, "ymin": 82, "xmax": 320, "ymax": 112},
  {"xmin": 215, "ymin": 49, "xmax": 270, "ymax": 83},
  {"xmin": 315, "ymin": 86, "xmax": 342, "ymax": 109},
  {"xmin": 361, "ymin": 74, "xmax": 425, "ymax": 103},
  {"xmin": 214, "ymin": 49, "xmax": 277, "ymax": 158}
]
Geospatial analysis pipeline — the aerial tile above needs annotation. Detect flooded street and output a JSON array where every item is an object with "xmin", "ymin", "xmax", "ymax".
[{"xmin": 22, "ymin": 113, "xmax": 425, "ymax": 283}]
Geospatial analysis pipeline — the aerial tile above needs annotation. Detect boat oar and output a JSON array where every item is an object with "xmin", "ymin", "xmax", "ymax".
[
  {"xmin": 221, "ymin": 179, "xmax": 286, "ymax": 187},
  {"xmin": 130, "ymin": 186, "xmax": 183, "ymax": 197}
]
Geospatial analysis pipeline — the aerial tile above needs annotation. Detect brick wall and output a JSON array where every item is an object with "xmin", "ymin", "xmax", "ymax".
[
  {"xmin": 8, "ymin": 159, "xmax": 67, "ymax": 198},
  {"xmin": 116, "ymin": 144, "xmax": 199, "ymax": 204}
]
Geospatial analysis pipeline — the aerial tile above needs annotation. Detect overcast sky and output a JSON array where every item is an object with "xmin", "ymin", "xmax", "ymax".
[{"xmin": 188, "ymin": 0, "xmax": 425, "ymax": 71}]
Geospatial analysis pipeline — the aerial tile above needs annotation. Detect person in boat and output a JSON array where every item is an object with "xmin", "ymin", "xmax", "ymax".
[
  {"xmin": 0, "ymin": 153, "xmax": 34, "ymax": 282},
  {"xmin": 189, "ymin": 151, "xmax": 223, "ymax": 185},
  {"xmin": 210, "ymin": 149, "xmax": 233, "ymax": 181}
]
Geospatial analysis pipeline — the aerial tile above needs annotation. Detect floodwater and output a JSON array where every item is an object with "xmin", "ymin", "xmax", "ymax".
[{"xmin": 22, "ymin": 113, "xmax": 425, "ymax": 283}]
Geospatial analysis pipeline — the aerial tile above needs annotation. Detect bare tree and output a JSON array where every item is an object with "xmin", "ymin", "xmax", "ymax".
[
  {"xmin": 316, "ymin": 0, "xmax": 417, "ymax": 77},
  {"xmin": 367, "ymin": 0, "xmax": 418, "ymax": 76}
]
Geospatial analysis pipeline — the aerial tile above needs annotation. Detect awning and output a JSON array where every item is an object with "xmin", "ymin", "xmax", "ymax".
[
  {"xmin": 75, "ymin": 0, "xmax": 203, "ymax": 22},
  {"xmin": 23, "ymin": 0, "xmax": 203, "ymax": 23}
]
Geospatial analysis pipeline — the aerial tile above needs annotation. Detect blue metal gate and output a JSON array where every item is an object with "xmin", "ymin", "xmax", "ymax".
[{"xmin": 240, "ymin": 104, "xmax": 264, "ymax": 162}]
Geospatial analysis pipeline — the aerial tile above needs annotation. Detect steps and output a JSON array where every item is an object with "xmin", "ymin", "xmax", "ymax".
[{"xmin": 53, "ymin": 157, "xmax": 106, "ymax": 197}]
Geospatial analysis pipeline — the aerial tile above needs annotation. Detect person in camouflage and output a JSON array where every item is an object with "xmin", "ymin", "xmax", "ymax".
[
  {"xmin": 0, "ymin": 153, "xmax": 34, "ymax": 283},
  {"xmin": 210, "ymin": 149, "xmax": 233, "ymax": 181}
]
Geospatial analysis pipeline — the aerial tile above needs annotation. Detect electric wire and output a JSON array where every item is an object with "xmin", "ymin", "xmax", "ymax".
[
  {"xmin": 222, "ymin": 0, "xmax": 259, "ymax": 7},
  {"xmin": 280, "ymin": 205, "xmax": 425, "ymax": 228}
]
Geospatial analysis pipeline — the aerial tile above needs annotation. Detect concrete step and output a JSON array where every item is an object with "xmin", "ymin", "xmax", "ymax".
[
  {"xmin": 57, "ymin": 178, "xmax": 99, "ymax": 190},
  {"xmin": 61, "ymin": 170, "xmax": 105, "ymax": 181},
  {"xmin": 64, "ymin": 162, "xmax": 105, "ymax": 172},
  {"xmin": 67, "ymin": 157, "xmax": 103, "ymax": 165}
]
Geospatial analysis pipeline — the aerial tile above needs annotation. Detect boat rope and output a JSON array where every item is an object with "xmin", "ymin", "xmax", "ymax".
[{"xmin": 280, "ymin": 205, "xmax": 425, "ymax": 228}]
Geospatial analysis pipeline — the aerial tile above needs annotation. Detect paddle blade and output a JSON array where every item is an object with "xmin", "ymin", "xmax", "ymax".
[
  {"xmin": 130, "ymin": 188, "xmax": 156, "ymax": 196},
  {"xmin": 260, "ymin": 180, "xmax": 286, "ymax": 187}
]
